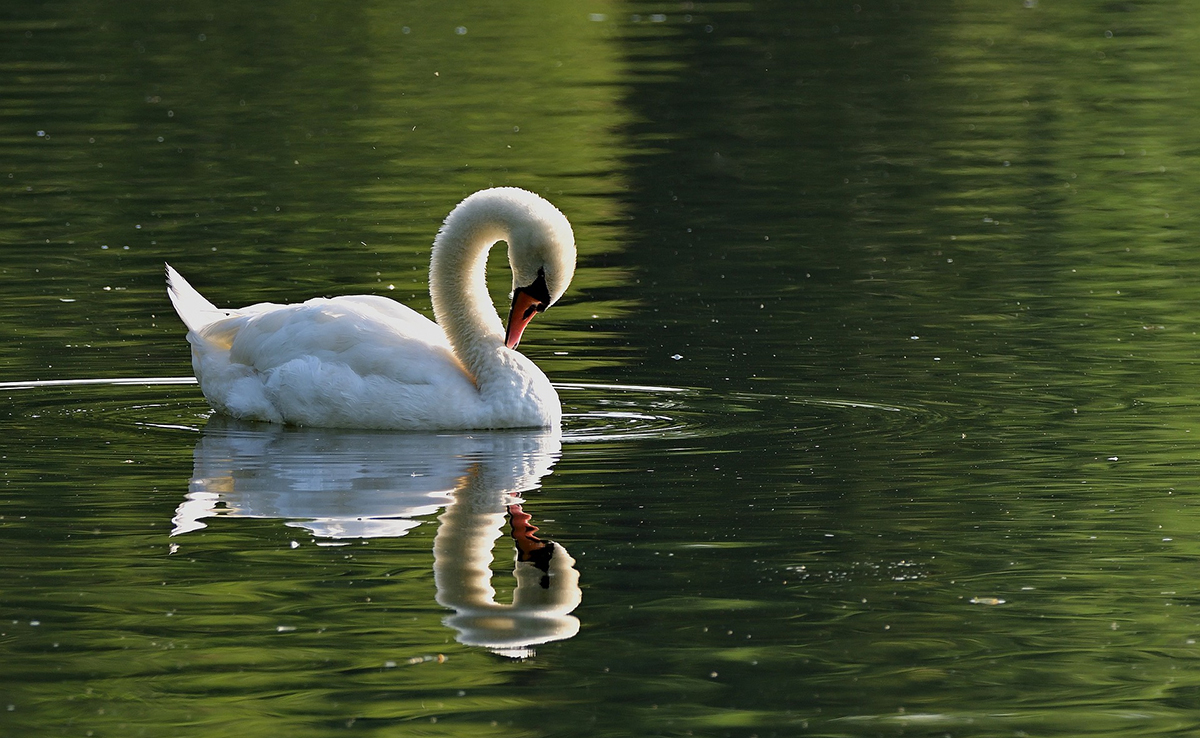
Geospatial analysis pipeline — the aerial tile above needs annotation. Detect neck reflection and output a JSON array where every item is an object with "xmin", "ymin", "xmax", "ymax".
[{"xmin": 172, "ymin": 417, "xmax": 581, "ymax": 655}]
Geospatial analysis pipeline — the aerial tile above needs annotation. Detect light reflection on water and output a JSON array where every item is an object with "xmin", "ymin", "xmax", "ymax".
[
  {"xmin": 8, "ymin": 0, "xmax": 1200, "ymax": 735},
  {"xmin": 1, "ymin": 375, "xmax": 923, "ymax": 447},
  {"xmin": 176, "ymin": 419, "xmax": 581, "ymax": 658}
]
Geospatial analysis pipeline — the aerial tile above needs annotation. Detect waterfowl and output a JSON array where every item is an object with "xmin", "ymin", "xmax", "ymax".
[{"xmin": 166, "ymin": 187, "xmax": 575, "ymax": 429}]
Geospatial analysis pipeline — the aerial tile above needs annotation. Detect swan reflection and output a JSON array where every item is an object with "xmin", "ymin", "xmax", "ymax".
[{"xmin": 172, "ymin": 418, "xmax": 580, "ymax": 655}]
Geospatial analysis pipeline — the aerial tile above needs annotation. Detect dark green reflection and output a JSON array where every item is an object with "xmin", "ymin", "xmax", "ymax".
[{"xmin": 5, "ymin": 0, "xmax": 1200, "ymax": 736}]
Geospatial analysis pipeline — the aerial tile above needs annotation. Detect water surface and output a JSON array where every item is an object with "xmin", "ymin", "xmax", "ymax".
[{"xmin": 5, "ymin": 1, "xmax": 1200, "ymax": 736}]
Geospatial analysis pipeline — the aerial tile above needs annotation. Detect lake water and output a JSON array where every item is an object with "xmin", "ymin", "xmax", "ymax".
[{"xmin": 5, "ymin": 1, "xmax": 1200, "ymax": 736}]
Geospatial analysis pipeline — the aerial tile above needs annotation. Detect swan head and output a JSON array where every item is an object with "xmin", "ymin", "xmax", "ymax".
[
  {"xmin": 502, "ymin": 193, "xmax": 576, "ymax": 349},
  {"xmin": 431, "ymin": 187, "xmax": 576, "ymax": 351}
]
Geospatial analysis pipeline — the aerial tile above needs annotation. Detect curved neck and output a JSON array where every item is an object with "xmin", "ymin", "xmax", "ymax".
[
  {"xmin": 429, "ymin": 214, "xmax": 510, "ymax": 380},
  {"xmin": 432, "ymin": 483, "xmax": 582, "ymax": 651},
  {"xmin": 432, "ymin": 483, "xmax": 506, "ymax": 613}
]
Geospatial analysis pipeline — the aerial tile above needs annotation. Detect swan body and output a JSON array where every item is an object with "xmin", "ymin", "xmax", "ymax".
[{"xmin": 167, "ymin": 187, "xmax": 576, "ymax": 430}]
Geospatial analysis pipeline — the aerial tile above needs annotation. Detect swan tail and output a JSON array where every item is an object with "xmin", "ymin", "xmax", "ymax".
[{"xmin": 166, "ymin": 263, "xmax": 229, "ymax": 332}]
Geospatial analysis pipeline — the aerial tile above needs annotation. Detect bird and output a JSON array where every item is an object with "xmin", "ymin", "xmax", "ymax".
[{"xmin": 166, "ymin": 187, "xmax": 576, "ymax": 430}]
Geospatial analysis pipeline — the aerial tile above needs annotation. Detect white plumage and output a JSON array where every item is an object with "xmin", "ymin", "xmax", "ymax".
[{"xmin": 167, "ymin": 187, "xmax": 576, "ymax": 430}]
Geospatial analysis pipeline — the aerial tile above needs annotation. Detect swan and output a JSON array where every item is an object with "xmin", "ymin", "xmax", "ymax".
[{"xmin": 166, "ymin": 187, "xmax": 576, "ymax": 430}]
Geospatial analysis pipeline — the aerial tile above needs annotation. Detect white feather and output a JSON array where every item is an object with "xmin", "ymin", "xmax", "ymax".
[
  {"xmin": 165, "ymin": 263, "xmax": 231, "ymax": 333},
  {"xmin": 165, "ymin": 188, "xmax": 575, "ymax": 430}
]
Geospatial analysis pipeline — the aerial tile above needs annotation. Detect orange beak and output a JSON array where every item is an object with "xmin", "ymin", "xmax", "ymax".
[{"xmin": 505, "ymin": 289, "xmax": 544, "ymax": 349}]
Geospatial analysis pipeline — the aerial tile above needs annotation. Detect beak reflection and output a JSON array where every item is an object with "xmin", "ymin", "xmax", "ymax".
[{"xmin": 173, "ymin": 418, "xmax": 581, "ymax": 656}]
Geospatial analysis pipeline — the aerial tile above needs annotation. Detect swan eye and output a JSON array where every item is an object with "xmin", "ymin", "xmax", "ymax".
[{"xmin": 520, "ymin": 268, "xmax": 552, "ymax": 307}]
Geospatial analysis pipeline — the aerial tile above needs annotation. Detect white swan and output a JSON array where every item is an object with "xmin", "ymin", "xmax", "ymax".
[{"xmin": 166, "ymin": 187, "xmax": 576, "ymax": 429}]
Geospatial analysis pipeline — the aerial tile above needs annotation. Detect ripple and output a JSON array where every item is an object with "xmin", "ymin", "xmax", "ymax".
[
  {"xmin": 0, "ymin": 377, "xmax": 199, "ymax": 390},
  {"xmin": 558, "ymin": 382, "xmax": 696, "ymax": 442},
  {"xmin": 561, "ymin": 384, "xmax": 950, "ymax": 443},
  {"xmin": 783, "ymin": 394, "xmax": 954, "ymax": 439},
  {"xmin": 0, "ymin": 377, "xmax": 700, "ymax": 442},
  {"xmin": 0, "ymin": 377, "xmax": 952, "ymax": 446},
  {"xmin": 0, "ymin": 376, "xmax": 208, "ymax": 440}
]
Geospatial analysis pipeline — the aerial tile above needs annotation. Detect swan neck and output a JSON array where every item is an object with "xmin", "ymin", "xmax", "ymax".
[{"xmin": 429, "ymin": 215, "xmax": 509, "ymax": 374}]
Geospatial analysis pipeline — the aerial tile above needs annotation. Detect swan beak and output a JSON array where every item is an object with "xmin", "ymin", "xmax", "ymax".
[{"xmin": 505, "ymin": 289, "xmax": 544, "ymax": 349}]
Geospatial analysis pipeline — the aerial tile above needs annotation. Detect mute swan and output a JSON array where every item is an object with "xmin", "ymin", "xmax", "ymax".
[{"xmin": 166, "ymin": 187, "xmax": 576, "ymax": 430}]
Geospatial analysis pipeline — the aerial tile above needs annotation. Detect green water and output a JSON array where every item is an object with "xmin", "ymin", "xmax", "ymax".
[{"xmin": 5, "ymin": 1, "xmax": 1200, "ymax": 736}]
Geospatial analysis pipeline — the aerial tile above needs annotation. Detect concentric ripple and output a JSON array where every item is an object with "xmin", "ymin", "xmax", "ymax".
[
  {"xmin": 0, "ymin": 377, "xmax": 952, "ymax": 446},
  {"xmin": 558, "ymin": 381, "xmax": 697, "ymax": 442},
  {"xmin": 0, "ymin": 376, "xmax": 209, "ymax": 441}
]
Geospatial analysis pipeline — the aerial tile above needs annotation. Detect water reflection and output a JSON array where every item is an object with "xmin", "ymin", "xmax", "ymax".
[{"xmin": 172, "ymin": 418, "xmax": 580, "ymax": 655}]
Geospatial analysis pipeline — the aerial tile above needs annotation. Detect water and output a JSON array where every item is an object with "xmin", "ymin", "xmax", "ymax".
[{"xmin": 5, "ymin": 0, "xmax": 1200, "ymax": 735}]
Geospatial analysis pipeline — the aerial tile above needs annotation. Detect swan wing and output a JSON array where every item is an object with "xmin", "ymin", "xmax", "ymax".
[
  {"xmin": 202, "ymin": 295, "xmax": 463, "ymax": 386},
  {"xmin": 184, "ymin": 296, "xmax": 488, "ymax": 428}
]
